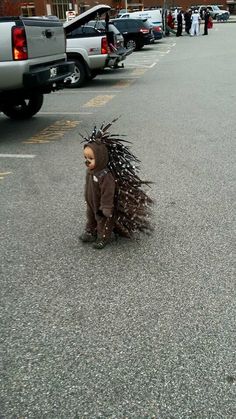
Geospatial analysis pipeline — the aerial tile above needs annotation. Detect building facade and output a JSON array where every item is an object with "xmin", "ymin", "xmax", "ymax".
[{"xmin": 0, "ymin": 0, "xmax": 231, "ymax": 20}]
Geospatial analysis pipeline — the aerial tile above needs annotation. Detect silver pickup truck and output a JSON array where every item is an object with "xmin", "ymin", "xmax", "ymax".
[
  {"xmin": 64, "ymin": 5, "xmax": 131, "ymax": 88},
  {"xmin": 0, "ymin": 16, "xmax": 74, "ymax": 119}
]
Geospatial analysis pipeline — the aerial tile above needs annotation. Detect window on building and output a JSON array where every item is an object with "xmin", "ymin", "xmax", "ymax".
[
  {"xmin": 21, "ymin": 4, "xmax": 36, "ymax": 17},
  {"xmin": 52, "ymin": 0, "xmax": 75, "ymax": 20}
]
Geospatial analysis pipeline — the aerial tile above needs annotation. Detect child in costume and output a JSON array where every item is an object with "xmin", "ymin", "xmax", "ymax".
[{"xmin": 79, "ymin": 119, "xmax": 153, "ymax": 249}]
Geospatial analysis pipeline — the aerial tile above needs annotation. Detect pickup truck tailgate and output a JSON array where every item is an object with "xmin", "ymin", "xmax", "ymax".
[{"xmin": 23, "ymin": 18, "xmax": 66, "ymax": 59}]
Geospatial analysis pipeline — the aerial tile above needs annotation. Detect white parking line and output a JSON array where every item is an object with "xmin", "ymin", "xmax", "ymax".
[
  {"xmin": 0, "ymin": 154, "xmax": 36, "ymax": 158},
  {"xmin": 125, "ymin": 63, "xmax": 157, "ymax": 68},
  {"xmin": 60, "ymin": 90, "xmax": 122, "ymax": 93},
  {"xmin": 96, "ymin": 75, "xmax": 140, "ymax": 79},
  {"xmin": 39, "ymin": 111, "xmax": 93, "ymax": 115}
]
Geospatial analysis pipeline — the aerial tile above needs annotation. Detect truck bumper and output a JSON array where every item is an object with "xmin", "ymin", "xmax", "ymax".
[{"xmin": 23, "ymin": 61, "xmax": 75, "ymax": 90}]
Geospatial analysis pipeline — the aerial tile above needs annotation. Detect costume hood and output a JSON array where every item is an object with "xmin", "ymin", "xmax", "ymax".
[{"xmin": 85, "ymin": 141, "xmax": 109, "ymax": 173}]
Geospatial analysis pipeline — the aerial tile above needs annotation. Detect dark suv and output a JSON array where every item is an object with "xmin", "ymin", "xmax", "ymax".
[{"xmin": 111, "ymin": 18, "xmax": 155, "ymax": 51}]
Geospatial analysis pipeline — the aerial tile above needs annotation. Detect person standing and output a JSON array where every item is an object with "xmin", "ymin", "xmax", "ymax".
[
  {"xmin": 166, "ymin": 11, "xmax": 175, "ymax": 36},
  {"xmin": 190, "ymin": 9, "xmax": 201, "ymax": 36},
  {"xmin": 203, "ymin": 8, "xmax": 210, "ymax": 35},
  {"xmin": 176, "ymin": 10, "xmax": 183, "ymax": 37},
  {"xmin": 174, "ymin": 8, "xmax": 178, "ymax": 23},
  {"xmin": 184, "ymin": 9, "xmax": 192, "ymax": 34}
]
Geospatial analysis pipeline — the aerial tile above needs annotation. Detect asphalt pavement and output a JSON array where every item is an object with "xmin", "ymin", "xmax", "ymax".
[{"xmin": 0, "ymin": 22, "xmax": 236, "ymax": 419}]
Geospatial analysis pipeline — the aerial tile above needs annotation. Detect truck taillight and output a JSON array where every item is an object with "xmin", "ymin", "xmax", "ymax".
[
  {"xmin": 12, "ymin": 26, "xmax": 28, "ymax": 60},
  {"xmin": 101, "ymin": 37, "xmax": 108, "ymax": 54}
]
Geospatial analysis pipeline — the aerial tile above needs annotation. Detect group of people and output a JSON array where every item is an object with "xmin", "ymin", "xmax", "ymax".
[{"xmin": 166, "ymin": 8, "xmax": 213, "ymax": 37}]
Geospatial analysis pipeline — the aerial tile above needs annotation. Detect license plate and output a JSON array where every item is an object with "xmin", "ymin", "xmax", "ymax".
[{"xmin": 50, "ymin": 67, "xmax": 57, "ymax": 78}]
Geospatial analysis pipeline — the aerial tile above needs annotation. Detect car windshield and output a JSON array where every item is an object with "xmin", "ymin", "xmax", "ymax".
[{"xmin": 212, "ymin": 6, "xmax": 220, "ymax": 11}]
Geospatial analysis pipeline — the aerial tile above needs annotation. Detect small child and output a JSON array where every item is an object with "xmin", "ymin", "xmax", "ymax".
[{"xmin": 79, "ymin": 119, "xmax": 153, "ymax": 249}]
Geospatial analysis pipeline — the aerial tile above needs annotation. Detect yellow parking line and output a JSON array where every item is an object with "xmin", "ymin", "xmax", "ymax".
[
  {"xmin": 114, "ymin": 79, "xmax": 134, "ymax": 88},
  {"xmin": 130, "ymin": 69, "xmax": 147, "ymax": 76},
  {"xmin": 83, "ymin": 95, "xmax": 114, "ymax": 108},
  {"xmin": 0, "ymin": 171, "xmax": 12, "ymax": 180},
  {"xmin": 23, "ymin": 120, "xmax": 80, "ymax": 144}
]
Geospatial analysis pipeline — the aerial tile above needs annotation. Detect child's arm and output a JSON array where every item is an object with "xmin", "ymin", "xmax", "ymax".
[{"xmin": 99, "ymin": 173, "xmax": 116, "ymax": 218}]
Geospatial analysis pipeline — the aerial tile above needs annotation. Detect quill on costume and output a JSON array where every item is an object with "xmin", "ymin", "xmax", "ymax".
[{"xmin": 80, "ymin": 118, "xmax": 154, "ymax": 248}]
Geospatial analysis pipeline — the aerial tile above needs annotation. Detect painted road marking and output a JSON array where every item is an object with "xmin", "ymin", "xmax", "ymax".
[
  {"xmin": 57, "ymin": 90, "xmax": 122, "ymax": 94},
  {"xmin": 130, "ymin": 68, "xmax": 147, "ymax": 76},
  {"xmin": 125, "ymin": 46, "xmax": 174, "ymax": 68},
  {"xmin": 114, "ymin": 80, "xmax": 133, "ymax": 88},
  {"xmin": 23, "ymin": 120, "xmax": 80, "ymax": 144},
  {"xmin": 124, "ymin": 63, "xmax": 157, "ymax": 69},
  {"xmin": 0, "ymin": 171, "xmax": 12, "ymax": 180},
  {"xmin": 0, "ymin": 154, "xmax": 35, "ymax": 158},
  {"xmin": 39, "ymin": 112, "xmax": 93, "ymax": 115},
  {"xmin": 83, "ymin": 95, "xmax": 114, "ymax": 108},
  {"xmin": 95, "ymin": 76, "xmax": 139, "ymax": 79}
]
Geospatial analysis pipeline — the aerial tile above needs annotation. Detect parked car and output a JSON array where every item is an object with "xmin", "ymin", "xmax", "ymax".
[
  {"xmin": 111, "ymin": 18, "xmax": 155, "ymax": 50},
  {"xmin": 64, "ymin": 5, "xmax": 129, "ymax": 87},
  {"xmin": 209, "ymin": 5, "xmax": 230, "ymax": 19},
  {"xmin": 145, "ymin": 20, "xmax": 163, "ymax": 40},
  {"xmin": 198, "ymin": 5, "xmax": 230, "ymax": 19},
  {"xmin": 118, "ymin": 11, "xmax": 163, "ymax": 40},
  {"xmin": 216, "ymin": 12, "xmax": 230, "ymax": 21}
]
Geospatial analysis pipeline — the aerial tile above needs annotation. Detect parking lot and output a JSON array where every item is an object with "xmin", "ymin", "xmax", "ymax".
[{"xmin": 1, "ymin": 23, "xmax": 236, "ymax": 418}]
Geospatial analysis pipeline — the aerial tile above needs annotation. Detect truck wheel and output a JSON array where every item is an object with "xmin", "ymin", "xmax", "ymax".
[
  {"xmin": 2, "ymin": 93, "xmax": 44, "ymax": 120},
  {"xmin": 89, "ymin": 70, "xmax": 98, "ymax": 80},
  {"xmin": 66, "ymin": 60, "xmax": 86, "ymax": 88}
]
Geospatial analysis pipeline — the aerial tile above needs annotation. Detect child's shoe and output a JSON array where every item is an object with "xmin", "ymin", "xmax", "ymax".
[
  {"xmin": 93, "ymin": 238, "xmax": 109, "ymax": 249},
  {"xmin": 79, "ymin": 231, "xmax": 97, "ymax": 243}
]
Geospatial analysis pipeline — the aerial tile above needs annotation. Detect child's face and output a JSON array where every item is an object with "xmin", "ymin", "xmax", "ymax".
[{"xmin": 84, "ymin": 146, "xmax": 95, "ymax": 170}]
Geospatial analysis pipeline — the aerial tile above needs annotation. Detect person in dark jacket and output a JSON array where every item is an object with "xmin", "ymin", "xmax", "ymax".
[
  {"xmin": 79, "ymin": 120, "xmax": 154, "ymax": 249},
  {"xmin": 184, "ymin": 9, "xmax": 192, "ymax": 34},
  {"xmin": 203, "ymin": 8, "xmax": 210, "ymax": 35},
  {"xmin": 176, "ymin": 10, "xmax": 183, "ymax": 37}
]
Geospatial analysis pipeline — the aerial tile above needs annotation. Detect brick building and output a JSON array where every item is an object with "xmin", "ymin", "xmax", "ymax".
[{"xmin": 0, "ymin": 0, "xmax": 232, "ymax": 19}]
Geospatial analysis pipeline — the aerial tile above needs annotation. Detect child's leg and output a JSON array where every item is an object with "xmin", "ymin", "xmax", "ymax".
[
  {"xmin": 93, "ymin": 216, "xmax": 114, "ymax": 249},
  {"xmin": 80, "ymin": 204, "xmax": 97, "ymax": 242},
  {"xmin": 86, "ymin": 204, "xmax": 97, "ymax": 234}
]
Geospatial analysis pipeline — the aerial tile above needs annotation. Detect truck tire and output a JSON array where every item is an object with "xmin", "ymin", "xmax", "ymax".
[
  {"xmin": 2, "ymin": 93, "xmax": 44, "ymax": 120},
  {"xmin": 89, "ymin": 70, "xmax": 98, "ymax": 80},
  {"xmin": 66, "ymin": 60, "xmax": 86, "ymax": 88}
]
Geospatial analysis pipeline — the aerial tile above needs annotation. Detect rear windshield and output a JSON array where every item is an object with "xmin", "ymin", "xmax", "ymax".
[
  {"xmin": 88, "ymin": 20, "xmax": 121, "ymax": 35},
  {"xmin": 113, "ymin": 18, "xmax": 151, "ymax": 29},
  {"xmin": 66, "ymin": 26, "xmax": 100, "ymax": 38}
]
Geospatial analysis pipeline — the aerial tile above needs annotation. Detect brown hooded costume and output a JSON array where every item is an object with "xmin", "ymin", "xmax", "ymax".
[
  {"xmin": 80, "ymin": 120, "xmax": 153, "ymax": 248},
  {"xmin": 84, "ymin": 141, "xmax": 116, "ymax": 240}
]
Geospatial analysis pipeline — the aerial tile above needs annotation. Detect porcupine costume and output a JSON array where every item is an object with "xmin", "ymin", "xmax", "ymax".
[{"xmin": 80, "ymin": 119, "xmax": 153, "ymax": 249}]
